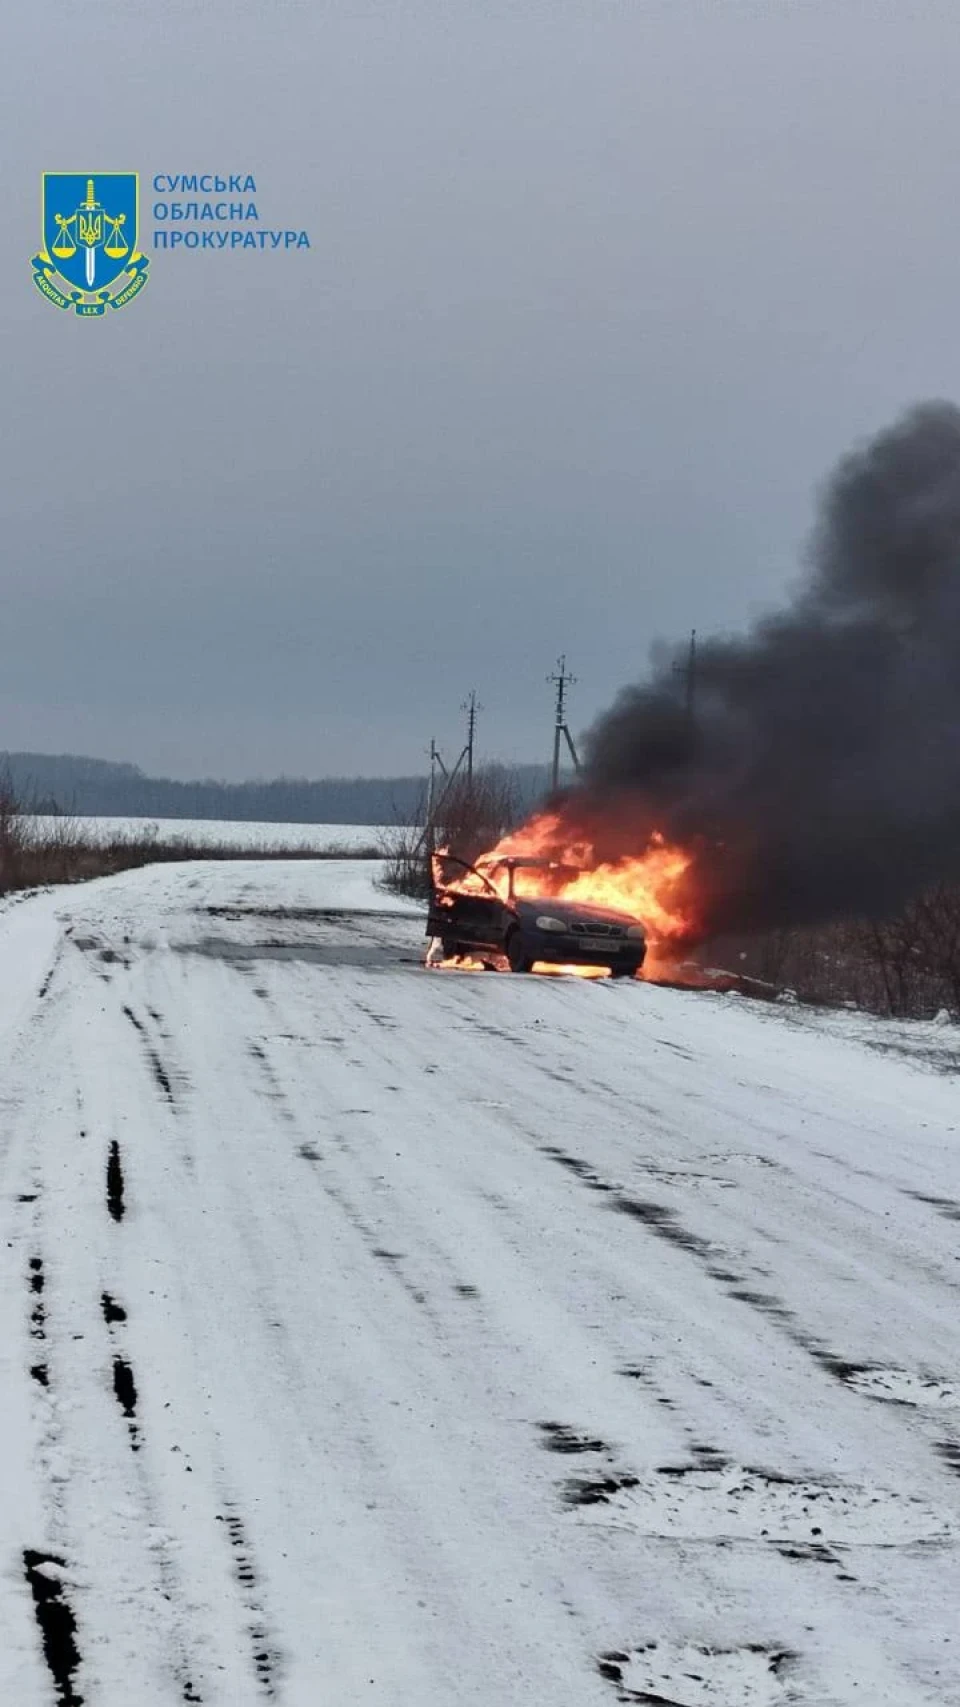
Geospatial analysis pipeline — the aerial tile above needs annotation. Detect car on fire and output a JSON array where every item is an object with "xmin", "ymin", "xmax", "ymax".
[{"xmin": 426, "ymin": 853, "xmax": 647, "ymax": 977}]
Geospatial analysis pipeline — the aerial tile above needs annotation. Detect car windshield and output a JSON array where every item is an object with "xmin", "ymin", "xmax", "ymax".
[
  {"xmin": 483, "ymin": 858, "xmax": 584, "ymax": 886},
  {"xmin": 509, "ymin": 859, "xmax": 583, "ymax": 879},
  {"xmin": 474, "ymin": 857, "xmax": 597, "ymax": 905}
]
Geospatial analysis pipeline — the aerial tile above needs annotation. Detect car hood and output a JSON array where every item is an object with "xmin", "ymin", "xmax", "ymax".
[{"xmin": 515, "ymin": 896, "xmax": 644, "ymax": 932}]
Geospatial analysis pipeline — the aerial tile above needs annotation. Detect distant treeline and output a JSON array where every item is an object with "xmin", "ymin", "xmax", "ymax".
[{"xmin": 1, "ymin": 751, "xmax": 553, "ymax": 825}]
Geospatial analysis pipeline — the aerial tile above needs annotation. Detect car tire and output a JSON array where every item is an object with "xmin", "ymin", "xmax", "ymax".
[
  {"xmin": 507, "ymin": 932, "xmax": 533, "ymax": 974},
  {"xmin": 441, "ymin": 938, "xmax": 458, "ymax": 959},
  {"xmin": 611, "ymin": 962, "xmax": 642, "ymax": 980}
]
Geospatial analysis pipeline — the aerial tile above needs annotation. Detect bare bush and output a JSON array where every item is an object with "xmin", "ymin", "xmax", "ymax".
[
  {"xmin": 702, "ymin": 889, "xmax": 960, "ymax": 1020},
  {"xmin": 381, "ymin": 766, "xmax": 521, "ymax": 898},
  {"xmin": 431, "ymin": 766, "xmax": 520, "ymax": 863},
  {"xmin": 0, "ymin": 773, "xmax": 28, "ymax": 893},
  {"xmin": 379, "ymin": 785, "xmax": 431, "ymax": 899},
  {"xmin": 861, "ymin": 885, "xmax": 960, "ymax": 1017}
]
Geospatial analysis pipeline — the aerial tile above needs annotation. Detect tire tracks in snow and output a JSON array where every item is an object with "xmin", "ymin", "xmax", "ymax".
[
  {"xmin": 2, "ymin": 994, "xmax": 93, "ymax": 1705},
  {"xmin": 216, "ymin": 1499, "xmax": 281, "ymax": 1699},
  {"xmin": 310, "ymin": 979, "xmax": 956, "ymax": 1697},
  {"xmin": 10, "ymin": 884, "xmax": 960, "ymax": 1704},
  {"xmin": 119, "ymin": 997, "xmax": 197, "ymax": 1180},
  {"xmin": 535, "ymin": 1140, "xmax": 960, "ymax": 1577},
  {"xmin": 121, "ymin": 1004, "xmax": 178, "ymax": 1108},
  {"xmin": 15, "ymin": 959, "xmax": 213, "ymax": 1703},
  {"xmin": 532, "ymin": 1140, "xmax": 956, "ymax": 1618},
  {"xmin": 244, "ymin": 1026, "xmax": 460, "ymax": 1324}
]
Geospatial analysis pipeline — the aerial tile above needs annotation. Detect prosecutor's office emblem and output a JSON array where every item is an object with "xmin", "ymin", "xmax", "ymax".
[{"xmin": 32, "ymin": 174, "xmax": 149, "ymax": 315}]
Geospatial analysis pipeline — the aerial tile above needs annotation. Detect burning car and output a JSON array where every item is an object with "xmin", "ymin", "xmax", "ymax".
[{"xmin": 427, "ymin": 852, "xmax": 647, "ymax": 977}]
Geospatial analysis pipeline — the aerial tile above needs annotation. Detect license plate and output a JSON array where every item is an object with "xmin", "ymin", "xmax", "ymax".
[{"xmin": 579, "ymin": 936, "xmax": 615, "ymax": 953}]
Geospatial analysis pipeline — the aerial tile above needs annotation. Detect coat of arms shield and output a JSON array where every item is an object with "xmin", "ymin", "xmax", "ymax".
[{"xmin": 33, "ymin": 173, "xmax": 149, "ymax": 315}]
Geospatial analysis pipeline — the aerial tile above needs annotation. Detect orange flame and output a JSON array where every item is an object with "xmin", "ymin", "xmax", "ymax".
[
  {"xmin": 426, "ymin": 954, "xmax": 612, "ymax": 979},
  {"xmin": 437, "ymin": 808, "xmax": 698, "ymax": 944}
]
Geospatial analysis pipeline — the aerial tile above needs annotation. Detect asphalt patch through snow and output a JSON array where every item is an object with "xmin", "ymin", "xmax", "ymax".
[
  {"xmin": 112, "ymin": 1356, "xmax": 141, "ymax": 1450},
  {"xmin": 539, "ymin": 1422, "xmax": 611, "ymax": 1455},
  {"xmin": 29, "ymin": 1254, "xmax": 47, "ymax": 1385},
  {"xmin": 106, "ymin": 1141, "xmax": 125, "ymax": 1223},
  {"xmin": 101, "ymin": 1291, "xmax": 141, "ymax": 1448},
  {"xmin": 563, "ymin": 1473, "xmax": 640, "ymax": 1508},
  {"xmin": 23, "ymin": 1551, "xmax": 84, "ymax": 1706}
]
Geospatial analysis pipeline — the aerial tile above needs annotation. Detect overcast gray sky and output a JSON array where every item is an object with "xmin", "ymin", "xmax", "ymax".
[{"xmin": 3, "ymin": 0, "xmax": 960, "ymax": 780}]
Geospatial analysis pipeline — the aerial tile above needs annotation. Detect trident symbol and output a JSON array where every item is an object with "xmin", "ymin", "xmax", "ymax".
[{"xmin": 51, "ymin": 177, "xmax": 129, "ymax": 289}]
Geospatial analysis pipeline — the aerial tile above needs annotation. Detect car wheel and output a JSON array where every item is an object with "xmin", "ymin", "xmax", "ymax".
[
  {"xmin": 507, "ymin": 932, "xmax": 533, "ymax": 974},
  {"xmin": 440, "ymin": 938, "xmax": 458, "ymax": 959},
  {"xmin": 611, "ymin": 961, "xmax": 642, "ymax": 980}
]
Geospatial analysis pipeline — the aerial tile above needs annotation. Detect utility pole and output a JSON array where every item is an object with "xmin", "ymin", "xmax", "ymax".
[
  {"xmin": 418, "ymin": 691, "xmax": 482, "ymax": 861},
  {"xmin": 547, "ymin": 655, "xmax": 581, "ymax": 790},
  {"xmin": 673, "ymin": 629, "xmax": 697, "ymax": 734},
  {"xmin": 461, "ymin": 690, "xmax": 480, "ymax": 787},
  {"xmin": 425, "ymin": 738, "xmax": 448, "ymax": 833}
]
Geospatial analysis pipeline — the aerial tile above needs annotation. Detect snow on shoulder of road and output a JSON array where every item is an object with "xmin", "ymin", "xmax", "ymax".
[{"xmin": 0, "ymin": 893, "xmax": 62, "ymax": 1050}]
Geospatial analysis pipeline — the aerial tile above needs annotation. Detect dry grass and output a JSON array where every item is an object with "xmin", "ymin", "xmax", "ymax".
[
  {"xmin": 0, "ymin": 779, "xmax": 380, "ymax": 899},
  {"xmin": 702, "ymin": 898, "xmax": 960, "ymax": 1020}
]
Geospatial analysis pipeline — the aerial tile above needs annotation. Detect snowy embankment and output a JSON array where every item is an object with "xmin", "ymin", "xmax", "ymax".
[
  {"xmin": 0, "ymin": 857, "xmax": 958, "ymax": 1706},
  {"xmin": 23, "ymin": 816, "xmax": 392, "ymax": 851}
]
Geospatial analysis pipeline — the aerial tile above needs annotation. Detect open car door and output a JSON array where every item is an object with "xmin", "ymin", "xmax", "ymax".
[{"xmin": 427, "ymin": 853, "xmax": 516, "ymax": 956}]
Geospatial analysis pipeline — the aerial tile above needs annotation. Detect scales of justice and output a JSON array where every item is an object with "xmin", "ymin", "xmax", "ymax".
[{"xmin": 51, "ymin": 177, "xmax": 130, "ymax": 289}]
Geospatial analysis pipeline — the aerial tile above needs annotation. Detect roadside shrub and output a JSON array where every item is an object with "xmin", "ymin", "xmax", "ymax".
[
  {"xmin": 381, "ymin": 766, "xmax": 520, "ymax": 898},
  {"xmin": 700, "ymin": 893, "xmax": 960, "ymax": 1020},
  {"xmin": 0, "ymin": 775, "xmax": 28, "ymax": 892}
]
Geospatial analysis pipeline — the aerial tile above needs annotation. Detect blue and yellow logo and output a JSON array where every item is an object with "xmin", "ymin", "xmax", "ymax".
[{"xmin": 32, "ymin": 174, "xmax": 149, "ymax": 315}]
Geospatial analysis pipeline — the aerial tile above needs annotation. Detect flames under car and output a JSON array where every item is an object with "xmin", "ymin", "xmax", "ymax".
[{"xmin": 426, "ymin": 854, "xmax": 647, "ymax": 976}]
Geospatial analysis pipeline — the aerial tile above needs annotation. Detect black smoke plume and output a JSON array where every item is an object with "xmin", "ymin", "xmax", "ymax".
[{"xmin": 571, "ymin": 402, "xmax": 960, "ymax": 938}]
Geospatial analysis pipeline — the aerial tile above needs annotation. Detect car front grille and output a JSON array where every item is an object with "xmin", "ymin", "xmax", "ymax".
[{"xmin": 569, "ymin": 920, "xmax": 625, "ymax": 939}]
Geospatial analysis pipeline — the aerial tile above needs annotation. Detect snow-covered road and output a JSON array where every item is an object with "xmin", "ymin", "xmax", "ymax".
[{"xmin": 2, "ymin": 860, "xmax": 959, "ymax": 1706}]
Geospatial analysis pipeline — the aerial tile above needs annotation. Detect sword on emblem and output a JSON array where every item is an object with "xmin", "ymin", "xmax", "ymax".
[{"xmin": 78, "ymin": 179, "xmax": 102, "ymax": 289}]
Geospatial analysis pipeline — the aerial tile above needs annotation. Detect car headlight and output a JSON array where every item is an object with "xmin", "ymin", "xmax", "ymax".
[
  {"xmin": 626, "ymin": 925, "xmax": 646, "ymax": 940},
  {"xmin": 535, "ymin": 915, "xmax": 568, "ymax": 932}
]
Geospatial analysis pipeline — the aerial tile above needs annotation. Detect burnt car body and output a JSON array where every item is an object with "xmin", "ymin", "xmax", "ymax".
[{"xmin": 427, "ymin": 855, "xmax": 647, "ymax": 977}]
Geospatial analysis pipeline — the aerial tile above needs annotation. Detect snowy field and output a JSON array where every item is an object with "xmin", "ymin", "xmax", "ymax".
[
  {"xmin": 1, "ymin": 858, "xmax": 959, "ymax": 1705},
  {"xmin": 24, "ymin": 816, "xmax": 391, "ymax": 851}
]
